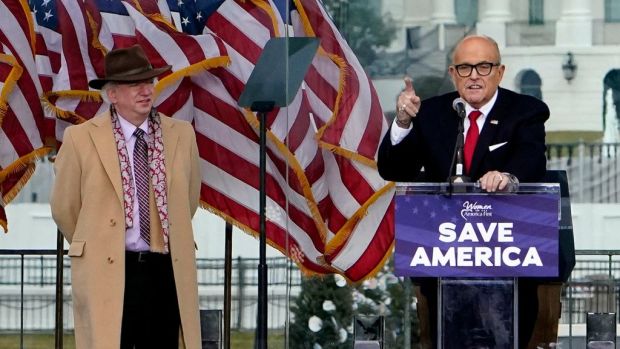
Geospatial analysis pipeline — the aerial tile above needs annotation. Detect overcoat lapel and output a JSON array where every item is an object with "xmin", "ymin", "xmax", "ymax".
[
  {"xmin": 161, "ymin": 116, "xmax": 179, "ymax": 189},
  {"xmin": 89, "ymin": 112, "xmax": 124, "ymax": 205}
]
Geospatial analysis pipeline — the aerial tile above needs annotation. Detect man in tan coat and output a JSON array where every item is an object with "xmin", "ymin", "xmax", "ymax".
[{"xmin": 51, "ymin": 45, "xmax": 202, "ymax": 349}]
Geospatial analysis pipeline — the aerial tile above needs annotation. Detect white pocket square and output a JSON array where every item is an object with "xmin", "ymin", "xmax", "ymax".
[{"xmin": 489, "ymin": 142, "xmax": 507, "ymax": 151}]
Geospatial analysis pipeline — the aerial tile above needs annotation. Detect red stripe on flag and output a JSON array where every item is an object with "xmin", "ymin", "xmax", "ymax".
[
  {"xmin": 317, "ymin": 196, "xmax": 347, "ymax": 237},
  {"xmin": 304, "ymin": 65, "xmax": 337, "ymax": 112},
  {"xmin": 57, "ymin": 2, "xmax": 89, "ymax": 91},
  {"xmin": 335, "ymin": 204, "xmax": 394, "ymax": 282},
  {"xmin": 282, "ymin": 95, "xmax": 311, "ymax": 152},
  {"xmin": 192, "ymin": 85, "xmax": 257, "ymax": 141},
  {"xmin": 356, "ymin": 79, "xmax": 384, "ymax": 158},
  {"xmin": 207, "ymin": 12, "xmax": 263, "ymax": 64},
  {"xmin": 0, "ymin": 205, "xmax": 6, "ymax": 233},
  {"xmin": 200, "ymin": 183, "xmax": 330, "ymax": 274},
  {"xmin": 1, "ymin": 108, "xmax": 36, "ymax": 156},
  {"xmin": 237, "ymin": 0, "xmax": 277, "ymax": 37},
  {"xmin": 0, "ymin": 34, "xmax": 48, "ymax": 137},
  {"xmin": 195, "ymin": 131, "xmax": 325, "ymax": 250}
]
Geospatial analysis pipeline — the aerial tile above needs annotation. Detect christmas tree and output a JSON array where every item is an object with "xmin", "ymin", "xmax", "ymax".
[
  {"xmin": 289, "ymin": 260, "xmax": 420, "ymax": 348},
  {"xmin": 289, "ymin": 274, "xmax": 353, "ymax": 348}
]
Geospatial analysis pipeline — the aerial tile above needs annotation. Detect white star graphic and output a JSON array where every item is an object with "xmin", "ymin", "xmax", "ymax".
[
  {"xmin": 43, "ymin": 10, "xmax": 53, "ymax": 21},
  {"xmin": 177, "ymin": 0, "xmax": 183, "ymax": 6},
  {"xmin": 196, "ymin": 11, "xmax": 202, "ymax": 21},
  {"xmin": 181, "ymin": 17, "xmax": 190, "ymax": 26},
  {"xmin": 41, "ymin": 0, "xmax": 51, "ymax": 6}
]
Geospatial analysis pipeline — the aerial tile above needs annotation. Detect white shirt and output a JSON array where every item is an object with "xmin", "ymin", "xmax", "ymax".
[
  {"xmin": 390, "ymin": 90, "xmax": 499, "ymax": 145},
  {"xmin": 117, "ymin": 114, "xmax": 150, "ymax": 252}
]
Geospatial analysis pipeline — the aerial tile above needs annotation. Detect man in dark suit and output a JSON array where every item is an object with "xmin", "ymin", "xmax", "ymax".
[{"xmin": 378, "ymin": 35, "xmax": 556, "ymax": 348}]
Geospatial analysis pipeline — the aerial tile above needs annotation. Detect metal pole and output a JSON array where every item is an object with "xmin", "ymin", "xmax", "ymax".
[
  {"xmin": 578, "ymin": 140, "xmax": 584, "ymax": 201},
  {"xmin": 257, "ymin": 108, "xmax": 269, "ymax": 349},
  {"xmin": 568, "ymin": 275, "xmax": 573, "ymax": 349},
  {"xmin": 20, "ymin": 254, "xmax": 24, "ymax": 349},
  {"xmin": 237, "ymin": 256, "xmax": 244, "ymax": 330},
  {"xmin": 403, "ymin": 278, "xmax": 411, "ymax": 349},
  {"xmin": 55, "ymin": 229, "xmax": 64, "ymax": 349},
  {"xmin": 224, "ymin": 222, "xmax": 233, "ymax": 349}
]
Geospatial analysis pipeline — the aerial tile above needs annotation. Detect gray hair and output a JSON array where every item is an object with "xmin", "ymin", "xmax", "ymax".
[
  {"xmin": 98, "ymin": 79, "xmax": 158, "ymax": 105},
  {"xmin": 99, "ymin": 82, "xmax": 117, "ymax": 105}
]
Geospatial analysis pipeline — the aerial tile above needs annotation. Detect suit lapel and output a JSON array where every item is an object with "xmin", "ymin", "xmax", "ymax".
[
  {"xmin": 440, "ymin": 104, "xmax": 460, "ymax": 161},
  {"xmin": 470, "ymin": 89, "xmax": 507, "ymax": 177},
  {"xmin": 89, "ymin": 112, "xmax": 124, "ymax": 205},
  {"xmin": 161, "ymin": 116, "xmax": 179, "ymax": 189}
]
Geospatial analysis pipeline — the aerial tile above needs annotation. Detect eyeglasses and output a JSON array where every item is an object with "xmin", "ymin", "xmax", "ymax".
[{"xmin": 452, "ymin": 62, "xmax": 500, "ymax": 77}]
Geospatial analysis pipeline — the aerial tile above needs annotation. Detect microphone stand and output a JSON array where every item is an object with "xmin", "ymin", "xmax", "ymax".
[{"xmin": 447, "ymin": 111, "xmax": 470, "ymax": 193}]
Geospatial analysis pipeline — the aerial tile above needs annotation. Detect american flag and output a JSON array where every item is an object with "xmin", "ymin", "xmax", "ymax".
[
  {"xmin": 42, "ymin": 0, "xmax": 111, "ymax": 142},
  {"xmin": 96, "ymin": 0, "xmax": 173, "ymax": 47},
  {"xmin": 195, "ymin": 0, "xmax": 394, "ymax": 281},
  {"xmin": 290, "ymin": 0, "xmax": 395, "ymax": 281},
  {"xmin": 0, "ymin": 0, "xmax": 395, "ymax": 282},
  {"xmin": 28, "ymin": 0, "xmax": 61, "ymax": 91},
  {"xmin": 0, "ymin": 0, "xmax": 53, "ymax": 233},
  {"xmin": 0, "ymin": 204, "xmax": 6, "ymax": 232}
]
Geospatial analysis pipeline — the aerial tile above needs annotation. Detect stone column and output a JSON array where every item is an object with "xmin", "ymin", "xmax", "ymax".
[
  {"xmin": 430, "ymin": 0, "xmax": 456, "ymax": 50},
  {"xmin": 556, "ymin": 0, "xmax": 592, "ymax": 47},
  {"xmin": 476, "ymin": 0, "xmax": 511, "ymax": 48},
  {"xmin": 430, "ymin": 0, "xmax": 457, "ymax": 24}
]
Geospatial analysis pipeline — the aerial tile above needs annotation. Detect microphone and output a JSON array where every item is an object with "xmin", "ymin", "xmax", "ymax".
[
  {"xmin": 452, "ymin": 98, "xmax": 466, "ymax": 119},
  {"xmin": 447, "ymin": 97, "xmax": 470, "ymax": 186}
]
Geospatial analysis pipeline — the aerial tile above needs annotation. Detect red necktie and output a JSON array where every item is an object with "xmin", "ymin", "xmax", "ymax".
[{"xmin": 464, "ymin": 110, "xmax": 482, "ymax": 174}]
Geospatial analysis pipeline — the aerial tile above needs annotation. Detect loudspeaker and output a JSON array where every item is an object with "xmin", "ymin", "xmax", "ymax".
[
  {"xmin": 586, "ymin": 312, "xmax": 616, "ymax": 349},
  {"xmin": 200, "ymin": 309, "xmax": 222, "ymax": 349},
  {"xmin": 354, "ymin": 315, "xmax": 384, "ymax": 349}
]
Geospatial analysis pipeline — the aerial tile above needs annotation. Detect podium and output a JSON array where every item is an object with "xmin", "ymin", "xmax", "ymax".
[{"xmin": 394, "ymin": 182, "xmax": 561, "ymax": 348}]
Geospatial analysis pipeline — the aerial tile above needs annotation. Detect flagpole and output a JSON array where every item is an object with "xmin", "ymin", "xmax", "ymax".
[
  {"xmin": 224, "ymin": 222, "xmax": 233, "ymax": 349},
  {"xmin": 55, "ymin": 229, "xmax": 64, "ymax": 349},
  {"xmin": 253, "ymin": 102, "xmax": 274, "ymax": 349},
  {"xmin": 237, "ymin": 37, "xmax": 319, "ymax": 349}
]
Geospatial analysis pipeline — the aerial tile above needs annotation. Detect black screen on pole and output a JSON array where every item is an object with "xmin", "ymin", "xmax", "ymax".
[{"xmin": 238, "ymin": 37, "xmax": 320, "ymax": 109}]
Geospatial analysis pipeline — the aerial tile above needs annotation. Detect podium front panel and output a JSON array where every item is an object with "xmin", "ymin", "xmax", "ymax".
[
  {"xmin": 394, "ymin": 182, "xmax": 560, "ymax": 278},
  {"xmin": 439, "ymin": 278, "xmax": 516, "ymax": 349}
]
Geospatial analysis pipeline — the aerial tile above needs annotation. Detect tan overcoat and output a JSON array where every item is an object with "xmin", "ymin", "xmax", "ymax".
[{"xmin": 50, "ymin": 111, "xmax": 202, "ymax": 349}]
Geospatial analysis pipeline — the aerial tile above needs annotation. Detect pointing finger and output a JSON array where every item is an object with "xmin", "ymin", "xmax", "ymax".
[{"xmin": 404, "ymin": 76, "xmax": 415, "ymax": 93}]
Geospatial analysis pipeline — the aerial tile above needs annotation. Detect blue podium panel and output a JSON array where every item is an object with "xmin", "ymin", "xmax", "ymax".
[
  {"xmin": 395, "ymin": 182, "xmax": 564, "ymax": 349},
  {"xmin": 440, "ymin": 278, "xmax": 516, "ymax": 349}
]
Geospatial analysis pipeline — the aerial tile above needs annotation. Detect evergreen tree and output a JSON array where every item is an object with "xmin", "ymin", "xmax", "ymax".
[
  {"xmin": 290, "ymin": 274, "xmax": 353, "ymax": 348},
  {"xmin": 353, "ymin": 263, "xmax": 420, "ymax": 348},
  {"xmin": 290, "ymin": 260, "xmax": 420, "ymax": 348},
  {"xmin": 322, "ymin": 0, "xmax": 397, "ymax": 67}
]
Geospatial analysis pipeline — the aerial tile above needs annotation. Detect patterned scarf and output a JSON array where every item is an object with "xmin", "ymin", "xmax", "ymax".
[{"xmin": 110, "ymin": 105, "xmax": 170, "ymax": 253}]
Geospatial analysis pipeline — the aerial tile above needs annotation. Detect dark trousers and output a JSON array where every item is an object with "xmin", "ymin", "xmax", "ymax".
[
  {"xmin": 121, "ymin": 251, "xmax": 180, "ymax": 349},
  {"xmin": 416, "ymin": 278, "xmax": 544, "ymax": 349}
]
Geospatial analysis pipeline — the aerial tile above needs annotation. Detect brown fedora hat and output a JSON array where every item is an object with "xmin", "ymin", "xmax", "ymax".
[{"xmin": 89, "ymin": 45, "xmax": 171, "ymax": 90}]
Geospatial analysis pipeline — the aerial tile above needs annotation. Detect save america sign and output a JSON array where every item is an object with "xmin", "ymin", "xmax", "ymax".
[{"xmin": 394, "ymin": 193, "xmax": 559, "ymax": 277}]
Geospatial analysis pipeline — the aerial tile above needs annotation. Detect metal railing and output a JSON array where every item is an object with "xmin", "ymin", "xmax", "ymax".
[
  {"xmin": 0, "ymin": 252, "xmax": 302, "ymax": 333},
  {"xmin": 547, "ymin": 142, "xmax": 620, "ymax": 203},
  {"xmin": 4, "ymin": 250, "xmax": 620, "ymax": 345},
  {"xmin": 0, "ymin": 255, "xmax": 301, "ymax": 287},
  {"xmin": 0, "ymin": 249, "xmax": 65, "ymax": 349}
]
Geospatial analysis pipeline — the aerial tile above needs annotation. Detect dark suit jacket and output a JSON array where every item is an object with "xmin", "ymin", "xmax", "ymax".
[{"xmin": 378, "ymin": 87, "xmax": 549, "ymax": 183}]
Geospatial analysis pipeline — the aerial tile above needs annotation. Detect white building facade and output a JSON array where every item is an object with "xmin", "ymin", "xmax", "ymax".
[{"xmin": 374, "ymin": 0, "xmax": 620, "ymax": 137}]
